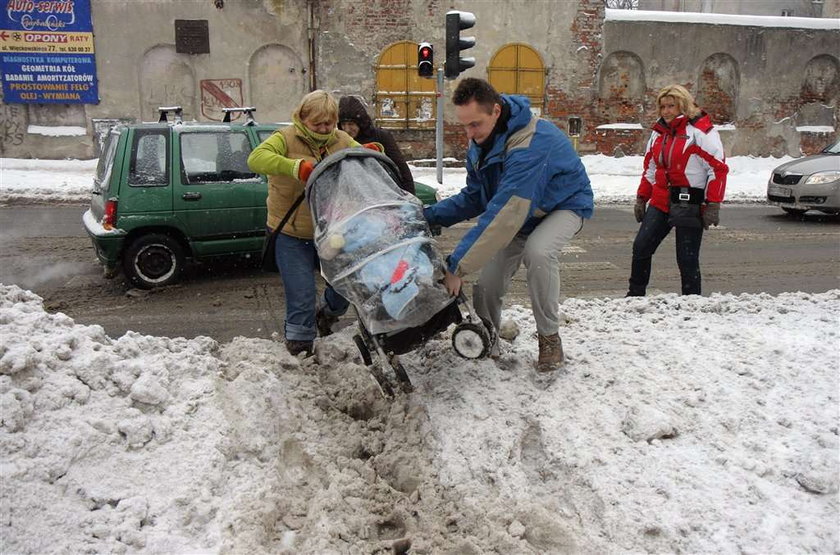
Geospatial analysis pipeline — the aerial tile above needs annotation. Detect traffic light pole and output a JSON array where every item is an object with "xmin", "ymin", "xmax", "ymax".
[{"xmin": 436, "ymin": 67, "xmax": 444, "ymax": 185}]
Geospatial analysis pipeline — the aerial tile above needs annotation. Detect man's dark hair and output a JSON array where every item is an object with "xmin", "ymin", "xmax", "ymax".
[{"xmin": 452, "ymin": 78, "xmax": 503, "ymax": 114}]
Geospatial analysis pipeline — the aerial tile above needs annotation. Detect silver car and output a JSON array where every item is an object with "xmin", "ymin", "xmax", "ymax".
[{"xmin": 767, "ymin": 139, "xmax": 840, "ymax": 215}]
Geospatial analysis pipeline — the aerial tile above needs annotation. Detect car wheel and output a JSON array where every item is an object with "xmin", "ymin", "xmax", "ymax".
[
  {"xmin": 123, "ymin": 233, "xmax": 185, "ymax": 289},
  {"xmin": 781, "ymin": 207, "xmax": 808, "ymax": 217}
]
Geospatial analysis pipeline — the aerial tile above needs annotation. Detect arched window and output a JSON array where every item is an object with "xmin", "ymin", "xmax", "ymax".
[
  {"xmin": 375, "ymin": 41, "xmax": 436, "ymax": 129},
  {"xmin": 487, "ymin": 43, "xmax": 545, "ymax": 115},
  {"xmin": 596, "ymin": 51, "xmax": 646, "ymax": 122},
  {"xmin": 696, "ymin": 53, "xmax": 739, "ymax": 124},
  {"xmin": 139, "ymin": 45, "xmax": 195, "ymax": 122}
]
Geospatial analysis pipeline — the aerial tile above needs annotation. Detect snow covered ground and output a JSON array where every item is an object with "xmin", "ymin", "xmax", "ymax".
[
  {"xmin": 1, "ymin": 154, "xmax": 837, "ymax": 552},
  {"xmin": 412, "ymin": 154, "xmax": 791, "ymax": 204},
  {"xmin": 1, "ymin": 284, "xmax": 837, "ymax": 553},
  {"xmin": 1, "ymin": 154, "xmax": 789, "ymax": 204},
  {"xmin": 0, "ymin": 158, "xmax": 98, "ymax": 203}
]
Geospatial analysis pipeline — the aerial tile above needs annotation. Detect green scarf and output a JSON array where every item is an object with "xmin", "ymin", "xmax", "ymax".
[{"xmin": 293, "ymin": 115, "xmax": 336, "ymax": 153}]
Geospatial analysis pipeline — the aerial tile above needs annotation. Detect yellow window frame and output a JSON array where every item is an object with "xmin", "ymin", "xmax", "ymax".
[
  {"xmin": 487, "ymin": 43, "xmax": 545, "ymax": 115},
  {"xmin": 375, "ymin": 41, "xmax": 436, "ymax": 130}
]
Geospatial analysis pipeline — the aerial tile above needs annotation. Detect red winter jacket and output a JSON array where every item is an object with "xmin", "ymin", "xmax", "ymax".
[{"xmin": 637, "ymin": 113, "xmax": 728, "ymax": 213}]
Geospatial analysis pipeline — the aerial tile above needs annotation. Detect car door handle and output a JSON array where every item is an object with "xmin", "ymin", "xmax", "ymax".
[{"xmin": 182, "ymin": 192, "xmax": 202, "ymax": 201}]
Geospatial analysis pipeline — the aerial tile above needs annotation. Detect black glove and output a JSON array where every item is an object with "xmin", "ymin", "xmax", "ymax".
[
  {"xmin": 634, "ymin": 198, "xmax": 647, "ymax": 223},
  {"xmin": 703, "ymin": 203, "xmax": 720, "ymax": 229}
]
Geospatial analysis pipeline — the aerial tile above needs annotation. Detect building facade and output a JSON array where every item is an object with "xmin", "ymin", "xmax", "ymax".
[{"xmin": 1, "ymin": 0, "xmax": 837, "ymax": 159}]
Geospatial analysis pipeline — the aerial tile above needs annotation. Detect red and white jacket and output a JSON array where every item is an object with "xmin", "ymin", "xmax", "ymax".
[{"xmin": 637, "ymin": 113, "xmax": 728, "ymax": 213}]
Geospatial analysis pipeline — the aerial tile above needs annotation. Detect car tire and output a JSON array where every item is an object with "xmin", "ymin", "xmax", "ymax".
[
  {"xmin": 123, "ymin": 233, "xmax": 185, "ymax": 289},
  {"xmin": 781, "ymin": 207, "xmax": 808, "ymax": 216}
]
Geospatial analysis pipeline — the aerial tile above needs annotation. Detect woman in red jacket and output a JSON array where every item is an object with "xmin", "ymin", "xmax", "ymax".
[{"xmin": 627, "ymin": 84, "xmax": 728, "ymax": 296}]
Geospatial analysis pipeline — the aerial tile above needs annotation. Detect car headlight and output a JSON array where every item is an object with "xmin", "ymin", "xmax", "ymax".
[{"xmin": 804, "ymin": 171, "xmax": 840, "ymax": 185}]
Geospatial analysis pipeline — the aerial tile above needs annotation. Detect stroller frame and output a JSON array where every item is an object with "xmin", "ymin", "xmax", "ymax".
[
  {"xmin": 306, "ymin": 149, "xmax": 494, "ymax": 397},
  {"xmin": 352, "ymin": 292, "xmax": 495, "ymax": 397}
]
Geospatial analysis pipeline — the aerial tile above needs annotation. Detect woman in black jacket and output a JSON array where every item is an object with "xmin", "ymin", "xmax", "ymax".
[{"xmin": 338, "ymin": 95, "xmax": 415, "ymax": 194}]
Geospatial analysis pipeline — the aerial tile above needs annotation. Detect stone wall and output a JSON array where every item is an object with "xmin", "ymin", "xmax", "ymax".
[
  {"xmin": 1, "ymin": 0, "xmax": 837, "ymax": 159},
  {"xmin": 1, "ymin": 0, "xmax": 310, "ymax": 159},
  {"xmin": 600, "ymin": 17, "xmax": 839, "ymax": 156}
]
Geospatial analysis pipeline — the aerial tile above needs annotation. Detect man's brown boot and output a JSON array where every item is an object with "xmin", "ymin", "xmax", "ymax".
[{"xmin": 537, "ymin": 333, "xmax": 564, "ymax": 372}]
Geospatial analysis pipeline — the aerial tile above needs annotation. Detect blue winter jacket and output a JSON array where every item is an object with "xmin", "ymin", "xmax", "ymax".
[{"xmin": 424, "ymin": 94, "xmax": 594, "ymax": 276}]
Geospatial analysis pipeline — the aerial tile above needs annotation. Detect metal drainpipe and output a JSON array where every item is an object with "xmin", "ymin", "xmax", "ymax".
[{"xmin": 308, "ymin": 0, "xmax": 317, "ymax": 91}]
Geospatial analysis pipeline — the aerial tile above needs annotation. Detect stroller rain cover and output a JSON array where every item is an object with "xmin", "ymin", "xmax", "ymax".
[{"xmin": 306, "ymin": 149, "xmax": 455, "ymax": 336}]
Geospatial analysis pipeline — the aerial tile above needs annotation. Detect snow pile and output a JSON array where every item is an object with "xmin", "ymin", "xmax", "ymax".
[
  {"xmin": 412, "ymin": 154, "xmax": 794, "ymax": 203},
  {"xmin": 0, "ymin": 158, "xmax": 97, "ymax": 203},
  {"xmin": 1, "ymin": 283, "xmax": 838, "ymax": 553},
  {"xmin": 1, "ymin": 155, "xmax": 793, "ymax": 205}
]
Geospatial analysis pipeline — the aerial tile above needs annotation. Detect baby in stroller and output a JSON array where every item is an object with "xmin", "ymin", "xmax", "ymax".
[{"xmin": 306, "ymin": 149, "xmax": 493, "ymax": 395}]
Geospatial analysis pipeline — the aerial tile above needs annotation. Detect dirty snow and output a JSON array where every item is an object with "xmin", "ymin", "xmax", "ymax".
[{"xmin": 1, "ymin": 283, "xmax": 837, "ymax": 553}]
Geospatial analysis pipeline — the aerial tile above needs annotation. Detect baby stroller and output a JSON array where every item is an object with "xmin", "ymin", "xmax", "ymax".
[{"xmin": 306, "ymin": 149, "xmax": 494, "ymax": 396}]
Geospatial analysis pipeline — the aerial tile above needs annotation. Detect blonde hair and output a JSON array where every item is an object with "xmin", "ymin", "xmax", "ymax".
[
  {"xmin": 656, "ymin": 84, "xmax": 701, "ymax": 119},
  {"xmin": 293, "ymin": 90, "xmax": 339, "ymax": 124}
]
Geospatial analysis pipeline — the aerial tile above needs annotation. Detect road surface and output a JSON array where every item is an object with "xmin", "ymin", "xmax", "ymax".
[{"xmin": 1, "ymin": 203, "xmax": 837, "ymax": 341}]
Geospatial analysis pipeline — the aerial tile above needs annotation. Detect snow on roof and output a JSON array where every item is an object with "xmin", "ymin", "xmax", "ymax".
[
  {"xmin": 27, "ymin": 125, "xmax": 88, "ymax": 137},
  {"xmin": 596, "ymin": 123, "xmax": 645, "ymax": 130},
  {"xmin": 796, "ymin": 125, "xmax": 836, "ymax": 133},
  {"xmin": 605, "ymin": 8, "xmax": 840, "ymax": 30}
]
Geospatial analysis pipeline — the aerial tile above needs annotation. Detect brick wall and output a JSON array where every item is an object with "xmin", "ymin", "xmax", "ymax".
[
  {"xmin": 800, "ymin": 131, "xmax": 836, "ymax": 155},
  {"xmin": 594, "ymin": 128, "xmax": 647, "ymax": 157},
  {"xmin": 317, "ymin": 0, "xmax": 837, "ymax": 160},
  {"xmin": 546, "ymin": 0, "xmax": 605, "ymax": 154}
]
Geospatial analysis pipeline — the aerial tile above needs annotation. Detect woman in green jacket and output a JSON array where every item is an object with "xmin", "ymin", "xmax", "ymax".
[{"xmin": 248, "ymin": 90, "xmax": 378, "ymax": 357}]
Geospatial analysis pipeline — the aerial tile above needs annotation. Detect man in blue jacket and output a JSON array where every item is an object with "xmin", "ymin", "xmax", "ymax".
[{"xmin": 424, "ymin": 78, "xmax": 593, "ymax": 372}]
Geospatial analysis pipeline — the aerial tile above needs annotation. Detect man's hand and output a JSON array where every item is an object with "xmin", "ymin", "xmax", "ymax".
[
  {"xmin": 703, "ymin": 202, "xmax": 720, "ymax": 229},
  {"xmin": 443, "ymin": 270, "xmax": 462, "ymax": 297},
  {"xmin": 298, "ymin": 160, "xmax": 315, "ymax": 182},
  {"xmin": 634, "ymin": 197, "xmax": 647, "ymax": 223}
]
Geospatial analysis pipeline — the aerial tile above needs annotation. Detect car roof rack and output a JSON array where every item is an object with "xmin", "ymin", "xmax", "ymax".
[
  {"xmin": 222, "ymin": 106, "xmax": 257, "ymax": 125},
  {"xmin": 158, "ymin": 106, "xmax": 183, "ymax": 124}
]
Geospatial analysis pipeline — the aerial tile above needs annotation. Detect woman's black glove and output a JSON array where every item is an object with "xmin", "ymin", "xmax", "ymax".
[
  {"xmin": 703, "ymin": 203, "xmax": 720, "ymax": 229},
  {"xmin": 634, "ymin": 198, "xmax": 647, "ymax": 223}
]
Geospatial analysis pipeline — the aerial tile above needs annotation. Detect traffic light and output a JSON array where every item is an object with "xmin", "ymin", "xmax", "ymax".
[
  {"xmin": 418, "ymin": 41, "xmax": 434, "ymax": 78},
  {"xmin": 444, "ymin": 10, "xmax": 476, "ymax": 79}
]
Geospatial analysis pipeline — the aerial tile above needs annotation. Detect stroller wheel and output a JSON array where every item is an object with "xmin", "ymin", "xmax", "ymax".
[
  {"xmin": 388, "ymin": 355, "xmax": 414, "ymax": 393},
  {"xmin": 452, "ymin": 322, "xmax": 491, "ymax": 359},
  {"xmin": 353, "ymin": 334, "xmax": 373, "ymax": 366},
  {"xmin": 367, "ymin": 364, "xmax": 395, "ymax": 398}
]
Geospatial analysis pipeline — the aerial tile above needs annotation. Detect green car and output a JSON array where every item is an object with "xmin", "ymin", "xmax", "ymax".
[{"xmin": 83, "ymin": 108, "xmax": 438, "ymax": 289}]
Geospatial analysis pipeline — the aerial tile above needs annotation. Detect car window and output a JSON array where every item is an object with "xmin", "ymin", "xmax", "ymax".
[
  {"xmin": 93, "ymin": 128, "xmax": 120, "ymax": 193},
  {"xmin": 180, "ymin": 131, "xmax": 258, "ymax": 184},
  {"xmin": 129, "ymin": 130, "xmax": 168, "ymax": 187},
  {"xmin": 823, "ymin": 140, "xmax": 840, "ymax": 155}
]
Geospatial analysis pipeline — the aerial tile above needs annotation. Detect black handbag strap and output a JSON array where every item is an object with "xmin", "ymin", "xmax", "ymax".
[{"xmin": 269, "ymin": 192, "xmax": 306, "ymax": 239}]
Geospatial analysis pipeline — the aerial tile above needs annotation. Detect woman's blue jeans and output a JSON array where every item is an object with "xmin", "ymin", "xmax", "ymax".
[
  {"xmin": 275, "ymin": 232, "xmax": 349, "ymax": 341},
  {"xmin": 628, "ymin": 206, "xmax": 704, "ymax": 296}
]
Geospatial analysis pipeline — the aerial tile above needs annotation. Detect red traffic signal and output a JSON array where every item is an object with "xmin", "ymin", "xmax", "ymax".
[{"xmin": 418, "ymin": 41, "xmax": 434, "ymax": 78}]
